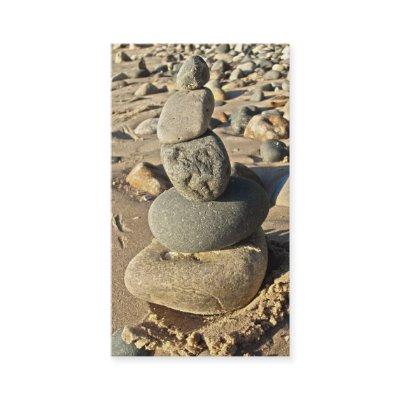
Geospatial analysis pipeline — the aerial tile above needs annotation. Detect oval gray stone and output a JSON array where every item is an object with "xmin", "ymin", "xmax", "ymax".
[
  {"xmin": 176, "ymin": 56, "xmax": 210, "ymax": 90},
  {"xmin": 148, "ymin": 176, "xmax": 269, "ymax": 252},
  {"xmin": 124, "ymin": 228, "xmax": 268, "ymax": 315},
  {"xmin": 157, "ymin": 88, "xmax": 214, "ymax": 144},
  {"xmin": 161, "ymin": 130, "xmax": 231, "ymax": 201}
]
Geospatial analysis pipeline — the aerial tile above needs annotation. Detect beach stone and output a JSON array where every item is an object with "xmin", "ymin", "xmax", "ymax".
[
  {"xmin": 231, "ymin": 162, "xmax": 265, "ymax": 190},
  {"xmin": 131, "ymin": 69, "xmax": 150, "ymax": 78},
  {"xmin": 238, "ymin": 61, "xmax": 256, "ymax": 75},
  {"xmin": 112, "ymin": 328, "xmax": 151, "ymax": 356},
  {"xmin": 260, "ymin": 140, "xmax": 288, "ymax": 162},
  {"xmin": 231, "ymin": 106, "xmax": 258, "ymax": 135},
  {"xmin": 124, "ymin": 227, "xmax": 268, "ymax": 315},
  {"xmin": 176, "ymin": 56, "xmax": 210, "ymax": 90},
  {"xmin": 264, "ymin": 70, "xmax": 281, "ymax": 80},
  {"xmin": 229, "ymin": 68, "xmax": 244, "ymax": 81},
  {"xmin": 157, "ymin": 88, "xmax": 214, "ymax": 144},
  {"xmin": 209, "ymin": 87, "xmax": 226, "ymax": 102},
  {"xmin": 212, "ymin": 109, "xmax": 229, "ymax": 124},
  {"xmin": 272, "ymin": 63, "xmax": 285, "ymax": 72},
  {"xmin": 266, "ymin": 114, "xmax": 289, "ymax": 138},
  {"xmin": 216, "ymin": 43, "xmax": 230, "ymax": 54},
  {"xmin": 134, "ymin": 82, "xmax": 159, "ymax": 96},
  {"xmin": 250, "ymin": 88, "xmax": 264, "ymax": 102},
  {"xmin": 244, "ymin": 115, "xmax": 278, "ymax": 142},
  {"xmin": 134, "ymin": 118, "xmax": 159, "ymax": 135},
  {"xmin": 281, "ymin": 80, "xmax": 290, "ymax": 91},
  {"xmin": 126, "ymin": 162, "xmax": 171, "ymax": 196},
  {"xmin": 283, "ymin": 101, "xmax": 290, "ymax": 120},
  {"xmin": 148, "ymin": 176, "xmax": 269, "ymax": 252},
  {"xmin": 112, "ymin": 72, "xmax": 129, "ymax": 82},
  {"xmin": 161, "ymin": 130, "xmax": 230, "ymax": 201},
  {"xmin": 115, "ymin": 51, "xmax": 131, "ymax": 63},
  {"xmin": 112, "ymin": 80, "xmax": 127, "ymax": 90},
  {"xmin": 211, "ymin": 60, "xmax": 229, "ymax": 72}
]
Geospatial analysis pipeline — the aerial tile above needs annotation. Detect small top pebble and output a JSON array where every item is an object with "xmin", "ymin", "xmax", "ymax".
[{"xmin": 176, "ymin": 56, "xmax": 210, "ymax": 90}]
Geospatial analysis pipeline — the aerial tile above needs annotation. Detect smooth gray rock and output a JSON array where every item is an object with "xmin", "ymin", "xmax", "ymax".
[
  {"xmin": 264, "ymin": 70, "xmax": 281, "ymax": 80},
  {"xmin": 230, "ymin": 106, "xmax": 258, "ymax": 134},
  {"xmin": 157, "ymin": 88, "xmax": 214, "ymax": 144},
  {"xmin": 148, "ymin": 176, "xmax": 269, "ymax": 252},
  {"xmin": 250, "ymin": 88, "xmax": 264, "ymax": 102},
  {"xmin": 176, "ymin": 56, "xmax": 210, "ymax": 90},
  {"xmin": 260, "ymin": 139, "xmax": 288, "ymax": 162},
  {"xmin": 112, "ymin": 328, "xmax": 152, "ymax": 356},
  {"xmin": 124, "ymin": 228, "xmax": 268, "ymax": 315},
  {"xmin": 161, "ymin": 130, "xmax": 231, "ymax": 201},
  {"xmin": 134, "ymin": 118, "xmax": 159, "ymax": 135}
]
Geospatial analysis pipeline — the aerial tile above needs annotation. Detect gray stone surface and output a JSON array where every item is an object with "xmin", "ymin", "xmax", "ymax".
[
  {"xmin": 176, "ymin": 56, "xmax": 210, "ymax": 90},
  {"xmin": 260, "ymin": 139, "xmax": 288, "ymax": 162},
  {"xmin": 124, "ymin": 228, "xmax": 268, "ymax": 315},
  {"xmin": 157, "ymin": 88, "xmax": 214, "ymax": 144},
  {"xmin": 134, "ymin": 118, "xmax": 159, "ymax": 135},
  {"xmin": 112, "ymin": 328, "xmax": 152, "ymax": 356},
  {"xmin": 148, "ymin": 176, "xmax": 269, "ymax": 252},
  {"xmin": 161, "ymin": 130, "xmax": 231, "ymax": 201},
  {"xmin": 230, "ymin": 106, "xmax": 258, "ymax": 134}
]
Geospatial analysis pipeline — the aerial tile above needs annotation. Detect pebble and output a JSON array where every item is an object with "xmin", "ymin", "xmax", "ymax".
[
  {"xmin": 148, "ymin": 176, "xmax": 269, "ymax": 252},
  {"xmin": 115, "ymin": 51, "xmax": 131, "ymax": 63},
  {"xmin": 126, "ymin": 162, "xmax": 171, "ymax": 196},
  {"xmin": 112, "ymin": 72, "xmax": 129, "ymax": 82},
  {"xmin": 112, "ymin": 328, "xmax": 151, "ymax": 356},
  {"xmin": 131, "ymin": 69, "xmax": 150, "ymax": 78},
  {"xmin": 237, "ymin": 61, "xmax": 256, "ymax": 75},
  {"xmin": 260, "ymin": 139, "xmax": 288, "ymax": 162},
  {"xmin": 264, "ymin": 70, "xmax": 281, "ymax": 80},
  {"xmin": 134, "ymin": 82, "xmax": 159, "ymax": 96},
  {"xmin": 216, "ymin": 43, "xmax": 230, "ymax": 54},
  {"xmin": 124, "ymin": 228, "xmax": 268, "ymax": 315},
  {"xmin": 157, "ymin": 88, "xmax": 214, "ymax": 144},
  {"xmin": 211, "ymin": 60, "xmax": 229, "ymax": 72},
  {"xmin": 266, "ymin": 114, "xmax": 289, "ymax": 138},
  {"xmin": 209, "ymin": 87, "xmax": 226, "ymax": 102},
  {"xmin": 250, "ymin": 88, "xmax": 264, "ymax": 102},
  {"xmin": 176, "ymin": 56, "xmax": 210, "ymax": 90},
  {"xmin": 229, "ymin": 68, "xmax": 244, "ymax": 81},
  {"xmin": 161, "ymin": 130, "xmax": 230, "ymax": 201},
  {"xmin": 230, "ymin": 106, "xmax": 258, "ymax": 134},
  {"xmin": 244, "ymin": 115, "xmax": 278, "ymax": 141},
  {"xmin": 134, "ymin": 118, "xmax": 159, "ymax": 135}
]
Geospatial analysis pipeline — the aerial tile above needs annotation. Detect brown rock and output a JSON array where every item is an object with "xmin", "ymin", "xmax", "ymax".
[
  {"xmin": 124, "ymin": 228, "xmax": 268, "ymax": 315},
  {"xmin": 244, "ymin": 115, "xmax": 279, "ymax": 142},
  {"xmin": 125, "ymin": 162, "xmax": 171, "ymax": 196},
  {"xmin": 266, "ymin": 114, "xmax": 289, "ymax": 139},
  {"xmin": 212, "ymin": 110, "xmax": 229, "ymax": 124},
  {"xmin": 134, "ymin": 83, "xmax": 159, "ymax": 96}
]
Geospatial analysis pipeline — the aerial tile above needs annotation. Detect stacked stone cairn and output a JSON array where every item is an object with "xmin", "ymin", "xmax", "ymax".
[{"xmin": 125, "ymin": 56, "xmax": 270, "ymax": 315}]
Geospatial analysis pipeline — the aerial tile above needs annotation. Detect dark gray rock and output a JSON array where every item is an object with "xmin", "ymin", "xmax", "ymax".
[
  {"xmin": 112, "ymin": 328, "xmax": 152, "ymax": 356},
  {"xmin": 131, "ymin": 68, "xmax": 150, "ymax": 78},
  {"xmin": 148, "ymin": 176, "xmax": 269, "ymax": 252},
  {"xmin": 230, "ymin": 106, "xmax": 258, "ymax": 134},
  {"xmin": 161, "ymin": 130, "xmax": 231, "ymax": 202},
  {"xmin": 112, "ymin": 72, "xmax": 129, "ymax": 82},
  {"xmin": 176, "ymin": 56, "xmax": 210, "ymax": 90},
  {"xmin": 260, "ymin": 139, "xmax": 288, "ymax": 162},
  {"xmin": 157, "ymin": 88, "xmax": 214, "ymax": 144}
]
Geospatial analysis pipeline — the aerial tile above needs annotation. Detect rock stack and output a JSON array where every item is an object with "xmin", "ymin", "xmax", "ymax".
[{"xmin": 124, "ymin": 56, "xmax": 270, "ymax": 315}]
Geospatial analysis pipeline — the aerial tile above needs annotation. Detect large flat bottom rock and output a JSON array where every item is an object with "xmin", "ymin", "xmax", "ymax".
[{"xmin": 124, "ymin": 227, "xmax": 268, "ymax": 315}]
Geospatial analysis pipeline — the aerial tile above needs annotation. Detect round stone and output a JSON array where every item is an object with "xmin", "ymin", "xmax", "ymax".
[
  {"xmin": 112, "ymin": 328, "xmax": 152, "ymax": 356},
  {"xmin": 260, "ymin": 139, "xmax": 288, "ymax": 162},
  {"xmin": 176, "ymin": 56, "xmax": 210, "ymax": 90},
  {"xmin": 124, "ymin": 228, "xmax": 268, "ymax": 315},
  {"xmin": 157, "ymin": 88, "xmax": 215, "ymax": 144},
  {"xmin": 161, "ymin": 130, "xmax": 231, "ymax": 202},
  {"xmin": 148, "ymin": 176, "xmax": 269, "ymax": 252},
  {"xmin": 230, "ymin": 106, "xmax": 258, "ymax": 135}
]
